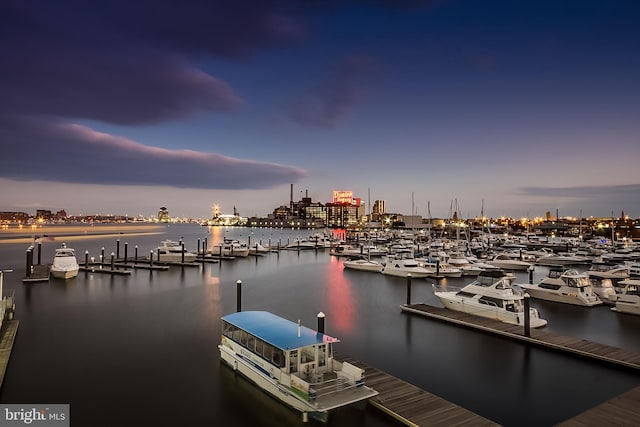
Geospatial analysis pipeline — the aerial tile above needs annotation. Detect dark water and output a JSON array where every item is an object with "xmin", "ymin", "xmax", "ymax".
[{"xmin": 0, "ymin": 224, "xmax": 638, "ymax": 426}]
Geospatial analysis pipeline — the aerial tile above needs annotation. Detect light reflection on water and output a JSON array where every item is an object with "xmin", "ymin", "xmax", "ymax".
[{"xmin": 0, "ymin": 224, "xmax": 638, "ymax": 427}]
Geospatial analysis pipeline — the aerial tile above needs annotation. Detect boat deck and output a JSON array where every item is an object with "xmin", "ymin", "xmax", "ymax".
[
  {"xmin": 401, "ymin": 303, "xmax": 640, "ymax": 370},
  {"xmin": 334, "ymin": 353, "xmax": 498, "ymax": 427}
]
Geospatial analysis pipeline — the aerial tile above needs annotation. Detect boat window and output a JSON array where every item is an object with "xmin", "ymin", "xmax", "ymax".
[
  {"xmin": 272, "ymin": 349, "xmax": 284, "ymax": 368},
  {"xmin": 539, "ymin": 283, "xmax": 562, "ymax": 290},
  {"xmin": 456, "ymin": 291, "xmax": 476, "ymax": 298},
  {"xmin": 318, "ymin": 344, "xmax": 327, "ymax": 367},
  {"xmin": 246, "ymin": 334, "xmax": 256, "ymax": 352},
  {"xmin": 289, "ymin": 350, "xmax": 298, "ymax": 373},
  {"xmin": 222, "ymin": 321, "xmax": 237, "ymax": 338},
  {"xmin": 479, "ymin": 296, "xmax": 502, "ymax": 307},
  {"xmin": 239, "ymin": 330, "xmax": 248, "ymax": 346},
  {"xmin": 255, "ymin": 339, "xmax": 264, "ymax": 357},
  {"xmin": 628, "ymin": 285, "xmax": 638, "ymax": 296},
  {"xmin": 505, "ymin": 303, "xmax": 515, "ymax": 312},
  {"xmin": 263, "ymin": 344, "xmax": 273, "ymax": 362}
]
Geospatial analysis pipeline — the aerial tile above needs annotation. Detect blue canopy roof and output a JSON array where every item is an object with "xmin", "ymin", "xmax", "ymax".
[{"xmin": 222, "ymin": 311, "xmax": 339, "ymax": 351}]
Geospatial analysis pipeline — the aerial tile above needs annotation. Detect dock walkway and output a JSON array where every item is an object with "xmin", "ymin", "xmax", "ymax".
[
  {"xmin": 401, "ymin": 304, "xmax": 640, "ymax": 371},
  {"xmin": 0, "ymin": 320, "xmax": 19, "ymax": 389},
  {"xmin": 334, "ymin": 353, "xmax": 498, "ymax": 427}
]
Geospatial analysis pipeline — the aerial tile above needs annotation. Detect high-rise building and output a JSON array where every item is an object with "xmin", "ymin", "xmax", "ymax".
[{"xmin": 158, "ymin": 207, "xmax": 169, "ymax": 222}]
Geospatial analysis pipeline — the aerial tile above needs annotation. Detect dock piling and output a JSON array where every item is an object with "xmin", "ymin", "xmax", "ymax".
[
  {"xmin": 123, "ymin": 242, "xmax": 128, "ymax": 264},
  {"xmin": 524, "ymin": 294, "xmax": 531, "ymax": 337},
  {"xmin": 236, "ymin": 280, "xmax": 242, "ymax": 312},
  {"xmin": 84, "ymin": 251, "xmax": 89, "ymax": 268},
  {"xmin": 149, "ymin": 250, "xmax": 154, "ymax": 267},
  {"xmin": 406, "ymin": 274, "xmax": 412, "ymax": 305},
  {"xmin": 528, "ymin": 265, "xmax": 534, "ymax": 284},
  {"xmin": 116, "ymin": 239, "xmax": 120, "ymax": 259},
  {"xmin": 110, "ymin": 252, "xmax": 115, "ymax": 270},
  {"xmin": 26, "ymin": 247, "xmax": 33, "ymax": 278},
  {"xmin": 134, "ymin": 245, "xmax": 138, "ymax": 262},
  {"xmin": 317, "ymin": 312, "xmax": 325, "ymax": 334},
  {"xmin": 37, "ymin": 242, "xmax": 42, "ymax": 265}
]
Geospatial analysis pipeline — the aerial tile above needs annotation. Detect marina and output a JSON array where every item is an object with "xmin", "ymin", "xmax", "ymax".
[{"xmin": 0, "ymin": 223, "xmax": 639, "ymax": 426}]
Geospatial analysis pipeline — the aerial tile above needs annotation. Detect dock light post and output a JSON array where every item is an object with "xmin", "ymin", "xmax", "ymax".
[
  {"xmin": 236, "ymin": 280, "xmax": 242, "ymax": 312},
  {"xmin": 524, "ymin": 293, "xmax": 531, "ymax": 337},
  {"xmin": 26, "ymin": 247, "xmax": 33, "ymax": 278},
  {"xmin": 149, "ymin": 250, "xmax": 154, "ymax": 267},
  {"xmin": 134, "ymin": 245, "xmax": 138, "ymax": 262},
  {"xmin": 110, "ymin": 252, "xmax": 115, "ymax": 270},
  {"xmin": 85, "ymin": 251, "xmax": 89, "ymax": 268},
  {"xmin": 317, "ymin": 312, "xmax": 325, "ymax": 334},
  {"xmin": 101, "ymin": 247, "xmax": 105, "ymax": 263},
  {"xmin": 406, "ymin": 274, "xmax": 412, "ymax": 305}
]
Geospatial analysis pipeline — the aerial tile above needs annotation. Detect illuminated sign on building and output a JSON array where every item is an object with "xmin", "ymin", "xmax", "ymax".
[{"xmin": 332, "ymin": 190, "xmax": 353, "ymax": 204}]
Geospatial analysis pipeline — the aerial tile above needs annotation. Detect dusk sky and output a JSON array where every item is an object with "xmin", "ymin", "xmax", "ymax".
[{"xmin": 1, "ymin": 0, "xmax": 639, "ymax": 220}]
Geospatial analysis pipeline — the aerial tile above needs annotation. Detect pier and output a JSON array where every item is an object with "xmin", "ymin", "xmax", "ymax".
[
  {"xmin": 0, "ymin": 320, "xmax": 19, "ymax": 389},
  {"xmin": 401, "ymin": 304, "xmax": 640, "ymax": 371},
  {"xmin": 334, "ymin": 353, "xmax": 498, "ymax": 426},
  {"xmin": 557, "ymin": 386, "xmax": 640, "ymax": 426}
]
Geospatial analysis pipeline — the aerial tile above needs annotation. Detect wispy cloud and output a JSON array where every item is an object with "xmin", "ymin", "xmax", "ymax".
[{"xmin": 0, "ymin": 118, "xmax": 306, "ymax": 189}]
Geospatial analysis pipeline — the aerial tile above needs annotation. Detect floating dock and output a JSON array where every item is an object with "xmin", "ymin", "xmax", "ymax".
[
  {"xmin": 334, "ymin": 353, "xmax": 498, "ymax": 426},
  {"xmin": 22, "ymin": 264, "xmax": 50, "ymax": 283},
  {"xmin": 401, "ymin": 303, "xmax": 640, "ymax": 371},
  {"xmin": 0, "ymin": 320, "xmax": 19, "ymax": 389}
]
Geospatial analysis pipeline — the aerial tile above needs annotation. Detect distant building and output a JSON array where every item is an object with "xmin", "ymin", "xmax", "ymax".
[
  {"xmin": 158, "ymin": 207, "xmax": 169, "ymax": 222},
  {"xmin": 0, "ymin": 211, "xmax": 30, "ymax": 223},
  {"xmin": 36, "ymin": 209, "xmax": 53, "ymax": 221}
]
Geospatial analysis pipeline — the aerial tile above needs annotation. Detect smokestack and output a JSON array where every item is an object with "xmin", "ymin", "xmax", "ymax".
[{"xmin": 290, "ymin": 184, "xmax": 293, "ymax": 210}]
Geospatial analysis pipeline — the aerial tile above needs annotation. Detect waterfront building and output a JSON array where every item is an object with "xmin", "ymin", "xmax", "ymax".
[{"xmin": 158, "ymin": 207, "xmax": 169, "ymax": 222}]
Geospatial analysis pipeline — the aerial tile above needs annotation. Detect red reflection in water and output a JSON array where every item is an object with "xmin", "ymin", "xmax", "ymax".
[{"xmin": 324, "ymin": 257, "xmax": 354, "ymax": 335}]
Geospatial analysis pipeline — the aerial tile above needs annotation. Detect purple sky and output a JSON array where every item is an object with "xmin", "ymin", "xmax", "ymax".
[{"xmin": 1, "ymin": 0, "xmax": 639, "ymax": 219}]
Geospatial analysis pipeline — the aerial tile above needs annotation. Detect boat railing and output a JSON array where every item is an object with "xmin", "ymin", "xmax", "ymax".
[{"xmin": 307, "ymin": 372, "xmax": 361, "ymax": 400}]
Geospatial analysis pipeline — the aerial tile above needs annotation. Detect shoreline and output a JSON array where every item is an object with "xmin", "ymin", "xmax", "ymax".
[{"xmin": 0, "ymin": 224, "xmax": 166, "ymax": 244}]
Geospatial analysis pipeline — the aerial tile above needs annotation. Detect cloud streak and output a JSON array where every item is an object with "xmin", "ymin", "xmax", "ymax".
[{"xmin": 0, "ymin": 118, "xmax": 306, "ymax": 189}]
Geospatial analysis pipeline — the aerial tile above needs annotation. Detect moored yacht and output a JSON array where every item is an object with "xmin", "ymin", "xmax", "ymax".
[
  {"xmin": 380, "ymin": 257, "xmax": 432, "ymax": 278},
  {"xmin": 219, "ymin": 311, "xmax": 378, "ymax": 422},
  {"xmin": 518, "ymin": 267, "xmax": 602, "ymax": 307},
  {"xmin": 433, "ymin": 270, "xmax": 547, "ymax": 328},
  {"xmin": 487, "ymin": 253, "xmax": 533, "ymax": 271},
  {"xmin": 610, "ymin": 279, "xmax": 640, "ymax": 316},
  {"xmin": 50, "ymin": 243, "xmax": 80, "ymax": 279},
  {"xmin": 155, "ymin": 239, "xmax": 198, "ymax": 262},
  {"xmin": 342, "ymin": 258, "xmax": 383, "ymax": 272}
]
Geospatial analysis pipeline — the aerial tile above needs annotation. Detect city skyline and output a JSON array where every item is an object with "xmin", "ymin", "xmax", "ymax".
[{"xmin": 1, "ymin": 1, "xmax": 639, "ymax": 219}]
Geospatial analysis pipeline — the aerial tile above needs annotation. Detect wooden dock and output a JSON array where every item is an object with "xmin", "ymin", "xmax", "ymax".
[
  {"xmin": 0, "ymin": 320, "xmax": 19, "ymax": 389},
  {"xmin": 401, "ymin": 304, "xmax": 640, "ymax": 371},
  {"xmin": 22, "ymin": 264, "xmax": 50, "ymax": 283},
  {"xmin": 556, "ymin": 386, "xmax": 640, "ymax": 426},
  {"xmin": 334, "ymin": 353, "xmax": 498, "ymax": 426},
  {"xmin": 78, "ymin": 266, "xmax": 132, "ymax": 275}
]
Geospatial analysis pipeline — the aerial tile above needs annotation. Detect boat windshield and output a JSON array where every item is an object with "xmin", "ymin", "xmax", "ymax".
[{"xmin": 566, "ymin": 276, "xmax": 590, "ymax": 287}]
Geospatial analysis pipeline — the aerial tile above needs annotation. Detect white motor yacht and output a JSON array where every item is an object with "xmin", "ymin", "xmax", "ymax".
[
  {"xmin": 210, "ymin": 240, "xmax": 250, "ymax": 257},
  {"xmin": 434, "ymin": 270, "xmax": 547, "ymax": 328},
  {"xmin": 610, "ymin": 279, "xmax": 640, "ymax": 316},
  {"xmin": 50, "ymin": 243, "xmax": 80, "ymax": 279},
  {"xmin": 381, "ymin": 257, "xmax": 432, "ymax": 278},
  {"xmin": 486, "ymin": 254, "xmax": 533, "ymax": 271},
  {"xmin": 518, "ymin": 267, "xmax": 602, "ymax": 307},
  {"xmin": 155, "ymin": 240, "xmax": 198, "ymax": 262},
  {"xmin": 343, "ymin": 259, "xmax": 383, "ymax": 273}
]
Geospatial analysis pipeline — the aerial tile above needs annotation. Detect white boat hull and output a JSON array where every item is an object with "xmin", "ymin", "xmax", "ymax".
[
  {"xmin": 343, "ymin": 260, "xmax": 383, "ymax": 272},
  {"xmin": 518, "ymin": 286, "xmax": 602, "ymax": 307},
  {"xmin": 611, "ymin": 300, "xmax": 640, "ymax": 316},
  {"xmin": 50, "ymin": 267, "xmax": 79, "ymax": 279},
  {"xmin": 435, "ymin": 292, "xmax": 547, "ymax": 328}
]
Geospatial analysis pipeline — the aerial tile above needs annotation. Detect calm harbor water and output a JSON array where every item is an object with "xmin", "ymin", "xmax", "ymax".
[{"xmin": 0, "ymin": 224, "xmax": 638, "ymax": 426}]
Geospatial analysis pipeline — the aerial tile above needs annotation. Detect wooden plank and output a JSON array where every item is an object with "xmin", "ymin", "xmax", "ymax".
[
  {"xmin": 556, "ymin": 386, "xmax": 640, "ymax": 426},
  {"xmin": 0, "ymin": 320, "xmax": 19, "ymax": 389},
  {"xmin": 335, "ymin": 353, "xmax": 499, "ymax": 427}
]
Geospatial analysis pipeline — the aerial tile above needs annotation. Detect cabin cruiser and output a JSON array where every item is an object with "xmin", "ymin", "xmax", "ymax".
[
  {"xmin": 380, "ymin": 257, "xmax": 432, "ymax": 278},
  {"xmin": 486, "ymin": 254, "xmax": 533, "ymax": 271},
  {"xmin": 219, "ymin": 311, "xmax": 378, "ymax": 422},
  {"xmin": 433, "ymin": 270, "xmax": 547, "ymax": 328},
  {"xmin": 50, "ymin": 243, "xmax": 80, "ymax": 279},
  {"xmin": 610, "ymin": 279, "xmax": 640, "ymax": 316},
  {"xmin": 155, "ymin": 240, "xmax": 198, "ymax": 262},
  {"xmin": 535, "ymin": 252, "xmax": 591, "ymax": 267},
  {"xmin": 210, "ymin": 240, "xmax": 250, "ymax": 257},
  {"xmin": 518, "ymin": 267, "xmax": 602, "ymax": 307},
  {"xmin": 587, "ymin": 261, "xmax": 629, "ymax": 302},
  {"xmin": 342, "ymin": 258, "xmax": 383, "ymax": 272}
]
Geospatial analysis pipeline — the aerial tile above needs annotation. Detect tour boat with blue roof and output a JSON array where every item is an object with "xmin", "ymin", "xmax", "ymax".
[{"xmin": 219, "ymin": 311, "xmax": 378, "ymax": 422}]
